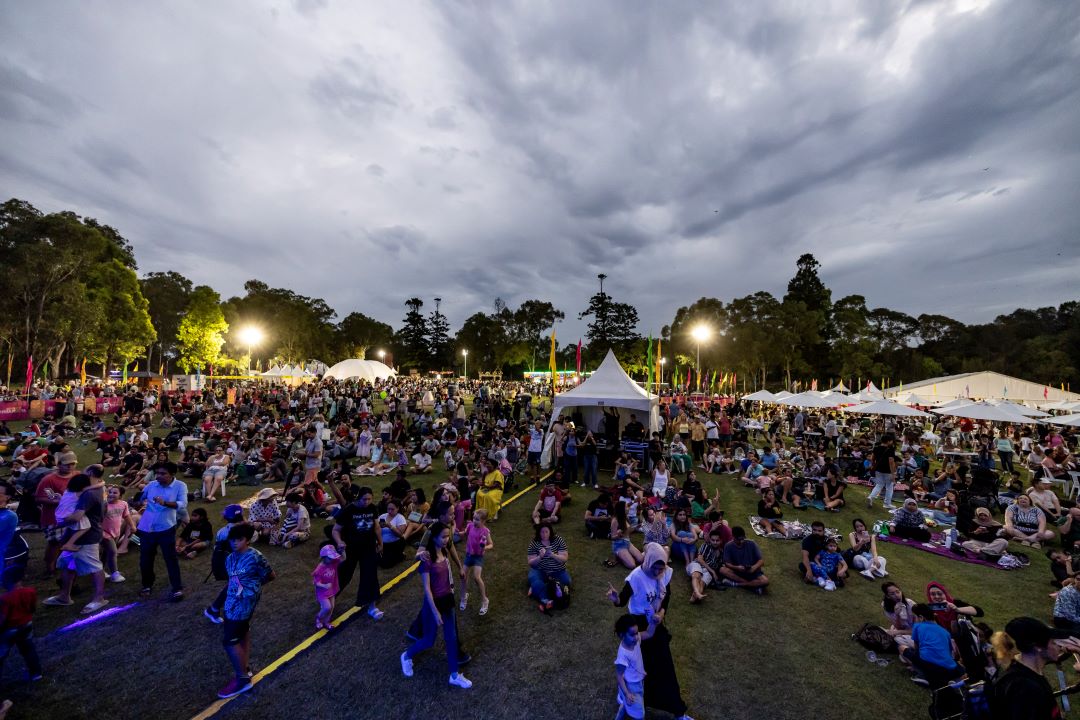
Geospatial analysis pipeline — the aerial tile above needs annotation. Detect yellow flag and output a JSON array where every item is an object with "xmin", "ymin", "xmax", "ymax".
[
  {"xmin": 549, "ymin": 329, "xmax": 557, "ymax": 391},
  {"xmin": 80, "ymin": 357, "xmax": 87, "ymax": 385}
]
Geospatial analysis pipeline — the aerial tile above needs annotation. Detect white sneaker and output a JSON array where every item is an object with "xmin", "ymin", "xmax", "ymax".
[
  {"xmin": 400, "ymin": 651, "xmax": 413, "ymax": 677},
  {"xmin": 109, "ymin": 571, "xmax": 126, "ymax": 583},
  {"xmin": 860, "ymin": 568, "xmax": 875, "ymax": 580},
  {"xmin": 459, "ymin": 593, "xmax": 468, "ymax": 612},
  {"xmin": 449, "ymin": 672, "xmax": 472, "ymax": 689},
  {"xmin": 824, "ymin": 580, "xmax": 837, "ymax": 591},
  {"xmin": 816, "ymin": 577, "xmax": 826, "ymax": 588}
]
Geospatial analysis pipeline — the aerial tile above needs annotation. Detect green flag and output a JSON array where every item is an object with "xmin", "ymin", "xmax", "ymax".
[
  {"xmin": 646, "ymin": 334, "xmax": 654, "ymax": 389},
  {"xmin": 122, "ymin": 362, "xmax": 128, "ymax": 383}
]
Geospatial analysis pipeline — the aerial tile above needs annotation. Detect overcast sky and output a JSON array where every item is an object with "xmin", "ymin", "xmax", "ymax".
[{"xmin": 2, "ymin": 0, "xmax": 1078, "ymax": 341}]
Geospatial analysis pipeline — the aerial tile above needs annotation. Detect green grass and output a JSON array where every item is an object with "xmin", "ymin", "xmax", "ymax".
[{"xmin": 1, "ymin": 425, "xmax": 1063, "ymax": 720}]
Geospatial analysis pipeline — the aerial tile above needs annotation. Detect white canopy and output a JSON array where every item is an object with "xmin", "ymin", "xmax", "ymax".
[
  {"xmin": 884, "ymin": 371, "xmax": 1080, "ymax": 405},
  {"xmin": 261, "ymin": 365, "xmax": 283, "ymax": 377},
  {"xmin": 742, "ymin": 390, "xmax": 777, "ymax": 402},
  {"xmin": 933, "ymin": 397, "xmax": 974, "ymax": 409},
  {"xmin": 324, "ymin": 359, "xmax": 398, "ymax": 383},
  {"xmin": 932, "ymin": 401, "xmax": 1036, "ymax": 424},
  {"xmin": 843, "ymin": 399, "xmax": 930, "ymax": 417},
  {"xmin": 831, "ymin": 381, "xmax": 850, "ymax": 392},
  {"xmin": 773, "ymin": 390, "xmax": 793, "ymax": 400},
  {"xmin": 776, "ymin": 391, "xmax": 843, "ymax": 408},
  {"xmin": 547, "ymin": 350, "xmax": 660, "ymax": 443},
  {"xmin": 894, "ymin": 393, "xmax": 930, "ymax": 406},
  {"xmin": 1044, "ymin": 413, "xmax": 1080, "ymax": 427},
  {"xmin": 986, "ymin": 400, "xmax": 1050, "ymax": 417},
  {"xmin": 850, "ymin": 382, "xmax": 885, "ymax": 402}
]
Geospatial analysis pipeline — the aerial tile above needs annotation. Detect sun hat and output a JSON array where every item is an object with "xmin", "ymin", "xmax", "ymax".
[{"xmin": 256, "ymin": 488, "xmax": 279, "ymax": 501}]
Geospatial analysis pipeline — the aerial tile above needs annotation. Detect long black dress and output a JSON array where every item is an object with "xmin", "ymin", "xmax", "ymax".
[{"xmin": 615, "ymin": 582, "xmax": 688, "ymax": 716}]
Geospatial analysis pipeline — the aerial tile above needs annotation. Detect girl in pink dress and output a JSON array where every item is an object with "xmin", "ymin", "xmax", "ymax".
[{"xmin": 312, "ymin": 545, "xmax": 342, "ymax": 630}]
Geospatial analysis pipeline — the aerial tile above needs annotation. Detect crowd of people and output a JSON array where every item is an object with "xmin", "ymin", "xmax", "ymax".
[{"xmin": 0, "ymin": 375, "xmax": 1077, "ymax": 718}]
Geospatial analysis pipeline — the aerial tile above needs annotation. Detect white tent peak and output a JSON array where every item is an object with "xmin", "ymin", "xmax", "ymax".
[{"xmin": 554, "ymin": 350, "xmax": 655, "ymax": 403}]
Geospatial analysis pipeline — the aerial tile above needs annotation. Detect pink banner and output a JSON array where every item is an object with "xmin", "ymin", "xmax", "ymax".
[
  {"xmin": 95, "ymin": 397, "xmax": 123, "ymax": 414},
  {"xmin": 0, "ymin": 401, "xmax": 29, "ymax": 422},
  {"xmin": 42, "ymin": 400, "xmax": 64, "ymax": 417}
]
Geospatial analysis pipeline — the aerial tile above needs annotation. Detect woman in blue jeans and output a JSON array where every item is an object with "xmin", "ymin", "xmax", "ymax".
[
  {"xmin": 400, "ymin": 522, "xmax": 472, "ymax": 689},
  {"xmin": 527, "ymin": 525, "xmax": 571, "ymax": 613},
  {"xmin": 581, "ymin": 431, "xmax": 599, "ymax": 489}
]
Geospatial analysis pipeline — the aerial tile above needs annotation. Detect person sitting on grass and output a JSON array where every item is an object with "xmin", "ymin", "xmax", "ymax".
[
  {"xmin": 703, "ymin": 444, "xmax": 723, "ymax": 474},
  {"xmin": 1052, "ymin": 582, "xmax": 1080, "ymax": 632},
  {"xmin": 882, "ymin": 582, "xmax": 917, "ymax": 653},
  {"xmin": 216, "ymin": 522, "xmax": 275, "ymax": 699},
  {"xmin": 756, "ymin": 489, "xmax": 784, "ymax": 537},
  {"xmin": 798, "ymin": 521, "xmax": 828, "ymax": 584},
  {"xmin": 925, "ymin": 581, "xmax": 984, "ymax": 635},
  {"xmin": 1027, "ymin": 476, "xmax": 1063, "ymax": 523},
  {"xmin": 271, "ymin": 493, "xmax": 311, "ymax": 549},
  {"xmin": 609, "ymin": 501, "xmax": 642, "ymax": 569},
  {"xmin": 810, "ymin": 536, "xmax": 847, "ymax": 591},
  {"xmin": 1048, "ymin": 549, "xmax": 1078, "ymax": 589},
  {"xmin": 890, "ymin": 498, "xmax": 931, "ymax": 542},
  {"xmin": 901, "ymin": 603, "xmax": 965, "ymax": 688},
  {"xmin": 176, "ymin": 507, "xmax": 213, "ymax": 559},
  {"xmin": 1002, "ymin": 493, "xmax": 1054, "ymax": 548},
  {"xmin": 847, "ymin": 518, "xmax": 888, "ymax": 579},
  {"xmin": 820, "ymin": 466, "xmax": 846, "ymax": 511},
  {"xmin": 613, "ymin": 613, "xmax": 659, "ymax": 720},
  {"xmin": 526, "ymin": 524, "xmax": 571, "ymax": 614},
  {"xmin": 717, "ymin": 526, "xmax": 769, "ymax": 594},
  {"xmin": 248, "ymin": 488, "xmax": 282, "ymax": 543},
  {"xmin": 585, "ymin": 493, "xmax": 613, "ymax": 540},
  {"xmin": 687, "ymin": 527, "xmax": 725, "ymax": 604},
  {"xmin": 667, "ymin": 508, "xmax": 699, "ymax": 566},
  {"xmin": 741, "ymin": 456, "xmax": 764, "ymax": 487},
  {"xmin": 531, "ymin": 478, "xmax": 563, "ymax": 527}
]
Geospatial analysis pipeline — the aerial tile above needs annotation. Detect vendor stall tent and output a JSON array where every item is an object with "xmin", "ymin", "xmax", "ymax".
[
  {"xmin": 1045, "ymin": 413, "xmax": 1080, "ymax": 427},
  {"xmin": 742, "ymin": 390, "xmax": 777, "ymax": 402},
  {"xmin": 545, "ymin": 350, "xmax": 659, "ymax": 446},
  {"xmin": 931, "ymin": 401, "xmax": 1037, "ymax": 424},
  {"xmin": 323, "ymin": 359, "xmax": 397, "ymax": 383},
  {"xmin": 883, "ymin": 371, "xmax": 1080, "ymax": 406},
  {"xmin": 776, "ymin": 391, "xmax": 843, "ymax": 408},
  {"xmin": 986, "ymin": 400, "xmax": 1050, "ymax": 417},
  {"xmin": 850, "ymin": 382, "xmax": 885, "ymax": 402},
  {"xmin": 843, "ymin": 399, "xmax": 930, "ymax": 418}
]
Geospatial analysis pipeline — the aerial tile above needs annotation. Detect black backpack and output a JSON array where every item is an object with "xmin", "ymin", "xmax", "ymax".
[
  {"xmin": 851, "ymin": 623, "xmax": 897, "ymax": 654},
  {"xmin": 547, "ymin": 579, "xmax": 571, "ymax": 611},
  {"xmin": 210, "ymin": 538, "xmax": 230, "ymax": 581}
]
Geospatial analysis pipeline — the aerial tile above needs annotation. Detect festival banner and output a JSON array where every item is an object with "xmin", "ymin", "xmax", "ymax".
[
  {"xmin": 0, "ymin": 401, "xmax": 29, "ymax": 421},
  {"xmin": 94, "ymin": 397, "xmax": 124, "ymax": 414}
]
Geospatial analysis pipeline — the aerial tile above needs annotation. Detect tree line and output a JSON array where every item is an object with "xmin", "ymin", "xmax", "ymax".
[{"xmin": 1, "ymin": 198, "xmax": 1076, "ymax": 389}]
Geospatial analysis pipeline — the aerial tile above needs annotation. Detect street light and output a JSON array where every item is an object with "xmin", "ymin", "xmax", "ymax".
[
  {"xmin": 462, "ymin": 349, "xmax": 468, "ymax": 380},
  {"xmin": 690, "ymin": 324, "xmax": 711, "ymax": 391},
  {"xmin": 659, "ymin": 357, "xmax": 666, "ymax": 385},
  {"xmin": 237, "ymin": 326, "xmax": 264, "ymax": 374}
]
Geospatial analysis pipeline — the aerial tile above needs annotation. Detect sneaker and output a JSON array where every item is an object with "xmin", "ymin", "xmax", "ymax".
[
  {"xmin": 883, "ymin": 504, "xmax": 896, "ymax": 510},
  {"xmin": 816, "ymin": 577, "xmax": 827, "ymax": 588},
  {"xmin": 43, "ymin": 596, "xmax": 73, "ymax": 606},
  {"xmin": 824, "ymin": 580, "xmax": 836, "ymax": 591},
  {"xmin": 81, "ymin": 599, "xmax": 110, "ymax": 614},
  {"xmin": 217, "ymin": 676, "xmax": 253, "ymax": 699},
  {"xmin": 400, "ymin": 651, "xmax": 414, "ymax": 677},
  {"xmin": 457, "ymin": 652, "xmax": 472, "ymax": 666},
  {"xmin": 170, "ymin": 590, "xmax": 184, "ymax": 602},
  {"xmin": 721, "ymin": 579, "xmax": 738, "ymax": 588},
  {"xmin": 448, "ymin": 672, "xmax": 473, "ymax": 689},
  {"xmin": 109, "ymin": 571, "xmax": 126, "ymax": 583},
  {"xmin": 911, "ymin": 675, "xmax": 930, "ymax": 687},
  {"xmin": 460, "ymin": 593, "xmax": 468, "ymax": 612},
  {"xmin": 872, "ymin": 567, "xmax": 887, "ymax": 578},
  {"xmin": 204, "ymin": 607, "xmax": 224, "ymax": 624},
  {"xmin": 479, "ymin": 599, "xmax": 489, "ymax": 616},
  {"xmin": 367, "ymin": 606, "xmax": 384, "ymax": 621},
  {"xmin": 139, "ymin": 587, "xmax": 152, "ymax": 598},
  {"xmin": 860, "ymin": 568, "xmax": 876, "ymax": 580},
  {"xmin": 865, "ymin": 497, "xmax": 873, "ymax": 508}
]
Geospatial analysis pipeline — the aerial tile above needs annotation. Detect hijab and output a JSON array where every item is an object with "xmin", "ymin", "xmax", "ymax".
[
  {"xmin": 926, "ymin": 581, "xmax": 958, "ymax": 630},
  {"xmin": 626, "ymin": 542, "xmax": 673, "ymax": 616}
]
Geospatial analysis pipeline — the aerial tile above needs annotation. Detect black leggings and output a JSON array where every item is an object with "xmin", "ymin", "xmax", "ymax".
[{"xmin": 336, "ymin": 545, "xmax": 381, "ymax": 607}]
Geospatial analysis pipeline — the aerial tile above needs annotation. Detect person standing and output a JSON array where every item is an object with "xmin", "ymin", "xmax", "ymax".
[
  {"xmin": 43, "ymin": 474, "xmax": 109, "ymax": 614},
  {"xmin": 990, "ymin": 617, "xmax": 1080, "ymax": 719},
  {"xmin": 866, "ymin": 433, "xmax": 898, "ymax": 510},
  {"xmin": 216, "ymin": 523, "xmax": 275, "ymax": 699},
  {"xmin": 527, "ymin": 421, "xmax": 544, "ymax": 484},
  {"xmin": 331, "ymin": 486, "xmax": 385, "ymax": 621},
  {"xmin": 35, "ymin": 451, "xmax": 78, "ymax": 577},
  {"xmin": 302, "ymin": 426, "xmax": 323, "ymax": 485},
  {"xmin": 137, "ymin": 462, "xmax": 187, "ymax": 601}
]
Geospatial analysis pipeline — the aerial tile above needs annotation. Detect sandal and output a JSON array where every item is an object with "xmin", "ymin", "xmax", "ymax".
[{"xmin": 603, "ymin": 559, "xmax": 618, "ymax": 568}]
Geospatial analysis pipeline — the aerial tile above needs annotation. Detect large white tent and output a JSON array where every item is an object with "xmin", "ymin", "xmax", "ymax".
[
  {"xmin": 850, "ymin": 382, "xmax": 885, "ymax": 402},
  {"xmin": 323, "ymin": 359, "xmax": 397, "ymax": 383},
  {"xmin": 1045, "ymin": 413, "xmax": 1080, "ymax": 427},
  {"xmin": 742, "ymin": 390, "xmax": 777, "ymax": 402},
  {"xmin": 931, "ymin": 401, "xmax": 1036, "ymax": 424},
  {"xmin": 883, "ymin": 371, "xmax": 1080, "ymax": 405},
  {"xmin": 547, "ymin": 350, "xmax": 660, "ymax": 435},
  {"xmin": 776, "ymin": 391, "xmax": 843, "ymax": 408},
  {"xmin": 843, "ymin": 399, "xmax": 930, "ymax": 417}
]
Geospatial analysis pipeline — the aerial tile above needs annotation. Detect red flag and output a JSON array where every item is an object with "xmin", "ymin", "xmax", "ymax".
[
  {"xmin": 24, "ymin": 355, "xmax": 33, "ymax": 396},
  {"xmin": 575, "ymin": 339, "xmax": 582, "ymax": 375},
  {"xmin": 1044, "ymin": 386, "xmax": 1049, "ymax": 399},
  {"xmin": 687, "ymin": 367, "xmax": 693, "ymax": 391}
]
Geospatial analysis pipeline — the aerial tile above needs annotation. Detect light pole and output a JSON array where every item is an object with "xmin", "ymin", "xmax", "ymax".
[
  {"xmin": 690, "ymin": 324, "xmax": 711, "ymax": 392},
  {"xmin": 237, "ymin": 326, "xmax": 264, "ymax": 375},
  {"xmin": 660, "ymin": 357, "xmax": 666, "ymax": 386},
  {"xmin": 462, "ymin": 349, "xmax": 468, "ymax": 380}
]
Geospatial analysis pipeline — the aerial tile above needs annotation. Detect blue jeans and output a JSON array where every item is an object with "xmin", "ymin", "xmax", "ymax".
[
  {"xmin": 867, "ymin": 472, "xmax": 895, "ymax": 506},
  {"xmin": 405, "ymin": 598, "xmax": 458, "ymax": 674},
  {"xmin": 582, "ymin": 454, "xmax": 598, "ymax": 486},
  {"xmin": 528, "ymin": 567, "xmax": 571, "ymax": 603},
  {"xmin": 138, "ymin": 526, "xmax": 182, "ymax": 592}
]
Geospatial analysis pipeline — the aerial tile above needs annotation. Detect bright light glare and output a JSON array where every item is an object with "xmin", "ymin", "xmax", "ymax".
[
  {"xmin": 462, "ymin": 349, "xmax": 469, "ymax": 356},
  {"xmin": 238, "ymin": 326, "xmax": 264, "ymax": 346},
  {"xmin": 377, "ymin": 349, "xmax": 386, "ymax": 358},
  {"xmin": 691, "ymin": 325, "xmax": 712, "ymax": 343}
]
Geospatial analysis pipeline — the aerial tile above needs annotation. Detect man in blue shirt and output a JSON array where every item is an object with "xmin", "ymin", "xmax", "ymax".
[
  {"xmin": 137, "ymin": 462, "xmax": 188, "ymax": 601},
  {"xmin": 760, "ymin": 447, "xmax": 779, "ymax": 470},
  {"xmin": 901, "ymin": 603, "xmax": 965, "ymax": 687}
]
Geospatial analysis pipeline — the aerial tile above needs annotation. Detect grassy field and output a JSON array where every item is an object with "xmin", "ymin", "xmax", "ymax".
[{"xmin": 1, "ymin": 422, "xmax": 1062, "ymax": 720}]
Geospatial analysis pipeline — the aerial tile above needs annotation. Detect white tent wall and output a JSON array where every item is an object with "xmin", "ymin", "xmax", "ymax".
[{"xmin": 883, "ymin": 371, "xmax": 1080, "ymax": 405}]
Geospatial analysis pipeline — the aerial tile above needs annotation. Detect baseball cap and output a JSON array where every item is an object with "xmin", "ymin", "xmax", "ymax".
[
  {"xmin": 1005, "ymin": 616, "xmax": 1075, "ymax": 651},
  {"xmin": 57, "ymin": 451, "xmax": 78, "ymax": 466},
  {"xmin": 222, "ymin": 504, "xmax": 244, "ymax": 522},
  {"xmin": 320, "ymin": 545, "xmax": 341, "ymax": 560}
]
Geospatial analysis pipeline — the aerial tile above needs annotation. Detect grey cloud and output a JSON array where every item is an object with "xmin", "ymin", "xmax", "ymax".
[
  {"xmin": 308, "ymin": 54, "xmax": 397, "ymax": 119},
  {"xmin": 0, "ymin": 61, "xmax": 79, "ymax": 124}
]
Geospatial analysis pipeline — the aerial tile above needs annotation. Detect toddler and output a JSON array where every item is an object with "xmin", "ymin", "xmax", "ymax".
[
  {"xmin": 312, "ymin": 545, "xmax": 342, "ymax": 630},
  {"xmin": 811, "ymin": 537, "xmax": 848, "ymax": 591},
  {"xmin": 613, "ymin": 613, "xmax": 658, "ymax": 720}
]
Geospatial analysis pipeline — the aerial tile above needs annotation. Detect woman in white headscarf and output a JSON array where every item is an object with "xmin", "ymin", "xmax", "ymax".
[{"xmin": 606, "ymin": 543, "xmax": 694, "ymax": 720}]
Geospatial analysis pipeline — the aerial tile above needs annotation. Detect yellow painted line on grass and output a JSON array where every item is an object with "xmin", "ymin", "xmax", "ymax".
[{"xmin": 190, "ymin": 470, "xmax": 549, "ymax": 720}]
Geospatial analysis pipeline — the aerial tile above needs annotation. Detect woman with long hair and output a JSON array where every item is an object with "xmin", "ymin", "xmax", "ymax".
[{"xmin": 610, "ymin": 501, "xmax": 643, "ymax": 569}]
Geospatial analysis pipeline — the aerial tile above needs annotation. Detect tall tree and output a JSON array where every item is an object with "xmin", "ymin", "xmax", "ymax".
[
  {"xmin": 579, "ymin": 283, "xmax": 640, "ymax": 358},
  {"xmin": 395, "ymin": 298, "xmax": 428, "ymax": 370},
  {"xmin": 222, "ymin": 280, "xmax": 336, "ymax": 364},
  {"xmin": 785, "ymin": 253, "xmax": 832, "ymax": 375},
  {"xmin": 177, "ymin": 286, "xmax": 228, "ymax": 373},
  {"xmin": 140, "ymin": 271, "xmax": 193, "ymax": 369},
  {"xmin": 427, "ymin": 297, "xmax": 451, "ymax": 369},
  {"xmin": 336, "ymin": 312, "xmax": 394, "ymax": 359}
]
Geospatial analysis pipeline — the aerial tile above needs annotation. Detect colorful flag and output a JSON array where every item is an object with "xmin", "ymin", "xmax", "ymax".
[
  {"xmin": 42, "ymin": 361, "xmax": 48, "ymax": 380},
  {"xmin": 549, "ymin": 329, "xmax": 557, "ymax": 393},
  {"xmin": 122, "ymin": 363, "xmax": 128, "ymax": 383},
  {"xmin": 7, "ymin": 353, "xmax": 13, "ymax": 386},
  {"xmin": 687, "ymin": 367, "xmax": 693, "ymax": 391},
  {"xmin": 24, "ymin": 355, "xmax": 33, "ymax": 395},
  {"xmin": 645, "ymin": 335, "xmax": 654, "ymax": 388},
  {"xmin": 655, "ymin": 339, "xmax": 662, "ymax": 387},
  {"xmin": 811, "ymin": 378, "xmax": 818, "ymax": 391},
  {"xmin": 710, "ymin": 369, "xmax": 717, "ymax": 392},
  {"xmin": 1044, "ymin": 386, "xmax": 1049, "ymax": 399},
  {"xmin": 80, "ymin": 357, "xmax": 87, "ymax": 385},
  {"xmin": 575, "ymin": 339, "xmax": 582, "ymax": 375},
  {"xmin": 133, "ymin": 362, "xmax": 139, "ymax": 373}
]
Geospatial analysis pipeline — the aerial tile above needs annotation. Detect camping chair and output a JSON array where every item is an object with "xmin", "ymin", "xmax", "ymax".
[{"xmin": 965, "ymin": 467, "xmax": 1002, "ymax": 513}]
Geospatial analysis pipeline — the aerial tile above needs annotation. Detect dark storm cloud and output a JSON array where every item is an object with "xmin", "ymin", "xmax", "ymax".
[{"xmin": 0, "ymin": 0, "xmax": 1077, "ymax": 340}]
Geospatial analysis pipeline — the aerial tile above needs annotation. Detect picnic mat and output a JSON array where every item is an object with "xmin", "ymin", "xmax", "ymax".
[
  {"xmin": 878, "ymin": 532, "xmax": 1004, "ymax": 570},
  {"xmin": 749, "ymin": 516, "xmax": 841, "ymax": 542}
]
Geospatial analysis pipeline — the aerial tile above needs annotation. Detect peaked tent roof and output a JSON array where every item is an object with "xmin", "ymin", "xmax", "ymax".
[
  {"xmin": 324, "ymin": 359, "xmax": 397, "ymax": 383},
  {"xmin": 552, "ymin": 350, "xmax": 656, "ymax": 405},
  {"xmin": 742, "ymin": 390, "xmax": 777, "ymax": 402},
  {"xmin": 883, "ymin": 371, "xmax": 1080, "ymax": 405},
  {"xmin": 844, "ymin": 399, "xmax": 930, "ymax": 417}
]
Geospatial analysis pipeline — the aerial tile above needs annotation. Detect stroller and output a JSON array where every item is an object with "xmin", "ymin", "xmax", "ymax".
[{"xmin": 966, "ymin": 466, "xmax": 1003, "ymax": 513}]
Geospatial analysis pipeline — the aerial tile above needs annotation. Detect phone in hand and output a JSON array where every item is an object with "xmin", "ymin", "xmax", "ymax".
[{"xmin": 928, "ymin": 602, "xmax": 947, "ymax": 611}]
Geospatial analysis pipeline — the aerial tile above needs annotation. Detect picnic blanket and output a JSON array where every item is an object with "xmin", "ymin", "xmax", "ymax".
[
  {"xmin": 749, "ymin": 516, "xmax": 841, "ymax": 542},
  {"xmin": 878, "ymin": 532, "xmax": 1005, "ymax": 570}
]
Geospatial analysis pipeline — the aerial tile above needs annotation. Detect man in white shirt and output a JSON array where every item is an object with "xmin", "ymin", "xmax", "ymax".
[
  {"xmin": 411, "ymin": 451, "xmax": 432, "ymax": 474},
  {"xmin": 527, "ymin": 421, "xmax": 545, "ymax": 483}
]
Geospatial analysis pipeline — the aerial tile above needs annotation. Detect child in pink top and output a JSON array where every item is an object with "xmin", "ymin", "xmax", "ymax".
[
  {"xmin": 100, "ymin": 486, "xmax": 134, "ymax": 582},
  {"xmin": 312, "ymin": 545, "xmax": 342, "ymax": 630},
  {"xmin": 459, "ymin": 509, "xmax": 494, "ymax": 616}
]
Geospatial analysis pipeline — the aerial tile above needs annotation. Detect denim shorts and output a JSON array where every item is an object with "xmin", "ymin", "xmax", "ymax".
[
  {"xmin": 612, "ymin": 538, "xmax": 631, "ymax": 553},
  {"xmin": 464, "ymin": 552, "xmax": 484, "ymax": 568}
]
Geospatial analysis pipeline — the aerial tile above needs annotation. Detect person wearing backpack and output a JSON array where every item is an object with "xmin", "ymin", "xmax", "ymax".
[
  {"xmin": 0, "ymin": 484, "xmax": 25, "ymax": 574},
  {"xmin": 203, "ymin": 505, "xmax": 245, "ymax": 625},
  {"xmin": 990, "ymin": 617, "xmax": 1080, "ymax": 719}
]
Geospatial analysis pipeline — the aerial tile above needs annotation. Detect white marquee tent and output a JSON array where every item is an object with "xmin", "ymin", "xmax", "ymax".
[
  {"xmin": 843, "ymin": 399, "xmax": 930, "ymax": 417},
  {"xmin": 742, "ymin": 390, "xmax": 777, "ymax": 402},
  {"xmin": 323, "ymin": 359, "xmax": 398, "ymax": 383},
  {"xmin": 542, "ymin": 351, "xmax": 660, "ymax": 467},
  {"xmin": 883, "ymin": 371, "xmax": 1080, "ymax": 406}
]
